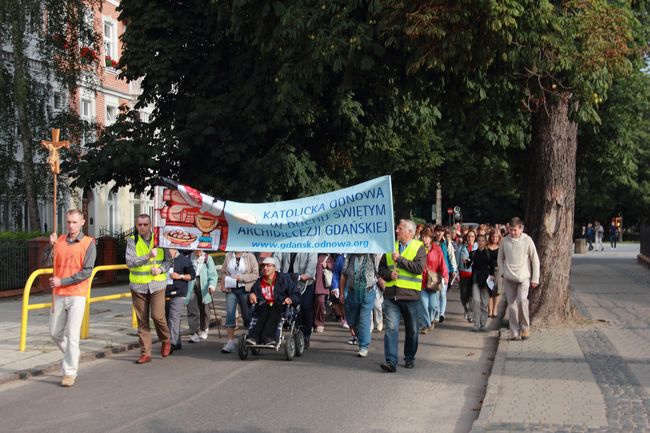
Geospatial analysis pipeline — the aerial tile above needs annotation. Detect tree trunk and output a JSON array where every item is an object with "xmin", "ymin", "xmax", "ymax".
[
  {"xmin": 525, "ymin": 93, "xmax": 577, "ymax": 325},
  {"xmin": 11, "ymin": 15, "xmax": 42, "ymax": 232}
]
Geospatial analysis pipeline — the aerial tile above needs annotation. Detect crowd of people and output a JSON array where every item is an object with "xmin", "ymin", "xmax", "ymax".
[{"xmin": 44, "ymin": 210, "xmax": 540, "ymax": 387}]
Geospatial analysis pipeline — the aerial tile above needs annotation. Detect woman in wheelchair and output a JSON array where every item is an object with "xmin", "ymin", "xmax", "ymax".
[{"xmin": 246, "ymin": 257, "xmax": 300, "ymax": 345}]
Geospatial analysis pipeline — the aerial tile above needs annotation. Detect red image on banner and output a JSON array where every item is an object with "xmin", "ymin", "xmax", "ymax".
[{"xmin": 154, "ymin": 179, "xmax": 228, "ymax": 251}]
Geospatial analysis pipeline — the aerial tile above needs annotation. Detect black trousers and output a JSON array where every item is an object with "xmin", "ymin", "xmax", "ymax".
[
  {"xmin": 300, "ymin": 283, "xmax": 315, "ymax": 339},
  {"xmin": 250, "ymin": 303, "xmax": 282, "ymax": 343},
  {"xmin": 459, "ymin": 277, "xmax": 473, "ymax": 313}
]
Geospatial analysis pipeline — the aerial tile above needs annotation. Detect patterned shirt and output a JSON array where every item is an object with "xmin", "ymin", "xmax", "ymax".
[{"xmin": 125, "ymin": 236, "xmax": 171, "ymax": 294}]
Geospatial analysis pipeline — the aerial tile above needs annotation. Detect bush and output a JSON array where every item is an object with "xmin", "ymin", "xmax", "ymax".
[{"xmin": 0, "ymin": 231, "xmax": 48, "ymax": 241}]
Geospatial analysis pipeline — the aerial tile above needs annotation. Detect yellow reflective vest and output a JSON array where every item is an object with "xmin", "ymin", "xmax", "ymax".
[
  {"xmin": 385, "ymin": 240, "xmax": 423, "ymax": 291},
  {"xmin": 129, "ymin": 235, "xmax": 167, "ymax": 284}
]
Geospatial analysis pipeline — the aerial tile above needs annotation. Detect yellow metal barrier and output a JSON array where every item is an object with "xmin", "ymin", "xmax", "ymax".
[
  {"xmin": 20, "ymin": 268, "xmax": 54, "ymax": 352},
  {"xmin": 80, "ymin": 264, "xmax": 135, "ymax": 339},
  {"xmin": 19, "ymin": 264, "xmax": 136, "ymax": 352}
]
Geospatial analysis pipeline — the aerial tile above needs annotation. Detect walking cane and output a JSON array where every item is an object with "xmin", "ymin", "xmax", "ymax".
[{"xmin": 210, "ymin": 298, "xmax": 222, "ymax": 338}]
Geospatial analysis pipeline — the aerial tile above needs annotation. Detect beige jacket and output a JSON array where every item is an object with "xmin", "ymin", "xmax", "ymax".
[
  {"xmin": 220, "ymin": 252, "xmax": 259, "ymax": 292},
  {"xmin": 497, "ymin": 233, "xmax": 540, "ymax": 285}
]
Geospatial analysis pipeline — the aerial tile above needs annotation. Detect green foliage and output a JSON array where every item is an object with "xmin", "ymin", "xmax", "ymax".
[
  {"xmin": 72, "ymin": 0, "xmax": 648, "ymax": 228},
  {"xmin": 0, "ymin": 231, "xmax": 48, "ymax": 240},
  {"xmin": 577, "ymin": 69, "xmax": 650, "ymax": 224},
  {"xmin": 73, "ymin": 0, "xmax": 444, "ymax": 216}
]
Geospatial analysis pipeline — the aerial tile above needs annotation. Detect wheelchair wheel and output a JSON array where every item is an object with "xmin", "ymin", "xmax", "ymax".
[
  {"xmin": 284, "ymin": 334, "xmax": 296, "ymax": 361},
  {"xmin": 237, "ymin": 334, "xmax": 249, "ymax": 360},
  {"xmin": 294, "ymin": 330, "xmax": 305, "ymax": 357}
]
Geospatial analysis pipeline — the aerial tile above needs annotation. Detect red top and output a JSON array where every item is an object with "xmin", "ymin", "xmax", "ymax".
[
  {"xmin": 260, "ymin": 273, "xmax": 277, "ymax": 305},
  {"xmin": 422, "ymin": 243, "xmax": 449, "ymax": 288}
]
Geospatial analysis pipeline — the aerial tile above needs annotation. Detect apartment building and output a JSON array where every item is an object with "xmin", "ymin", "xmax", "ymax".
[{"xmin": 1, "ymin": 0, "xmax": 153, "ymax": 236}]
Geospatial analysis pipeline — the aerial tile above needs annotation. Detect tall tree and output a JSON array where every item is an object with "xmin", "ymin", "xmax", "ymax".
[
  {"xmin": 0, "ymin": 0, "xmax": 101, "ymax": 230},
  {"xmin": 391, "ymin": 0, "xmax": 647, "ymax": 324}
]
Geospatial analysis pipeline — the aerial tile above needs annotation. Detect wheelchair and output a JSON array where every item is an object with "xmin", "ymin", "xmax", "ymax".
[{"xmin": 238, "ymin": 302, "xmax": 305, "ymax": 361}]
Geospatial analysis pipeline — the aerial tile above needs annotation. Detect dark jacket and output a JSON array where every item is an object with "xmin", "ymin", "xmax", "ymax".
[
  {"xmin": 165, "ymin": 252, "xmax": 196, "ymax": 298},
  {"xmin": 378, "ymin": 243, "xmax": 427, "ymax": 301},
  {"xmin": 250, "ymin": 272, "xmax": 301, "ymax": 306},
  {"xmin": 467, "ymin": 248, "xmax": 496, "ymax": 289}
]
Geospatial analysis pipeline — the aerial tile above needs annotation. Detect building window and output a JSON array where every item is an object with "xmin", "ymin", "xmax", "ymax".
[
  {"xmin": 107, "ymin": 191, "xmax": 118, "ymax": 233},
  {"xmin": 81, "ymin": 98, "xmax": 91, "ymax": 118},
  {"xmin": 141, "ymin": 111, "xmax": 150, "ymax": 123},
  {"xmin": 53, "ymin": 93, "xmax": 63, "ymax": 111},
  {"xmin": 106, "ymin": 105, "xmax": 117, "ymax": 125},
  {"xmin": 103, "ymin": 19, "xmax": 117, "ymax": 60}
]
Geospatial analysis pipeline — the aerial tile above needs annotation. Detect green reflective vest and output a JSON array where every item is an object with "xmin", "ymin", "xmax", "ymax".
[
  {"xmin": 385, "ymin": 240, "xmax": 423, "ymax": 291},
  {"xmin": 129, "ymin": 235, "xmax": 167, "ymax": 284}
]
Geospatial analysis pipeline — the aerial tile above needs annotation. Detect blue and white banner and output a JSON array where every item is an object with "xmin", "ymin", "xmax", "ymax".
[{"xmin": 154, "ymin": 176, "xmax": 395, "ymax": 253}]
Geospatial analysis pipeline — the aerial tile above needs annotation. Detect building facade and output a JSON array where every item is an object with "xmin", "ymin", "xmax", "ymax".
[{"xmin": 1, "ymin": 0, "xmax": 153, "ymax": 236}]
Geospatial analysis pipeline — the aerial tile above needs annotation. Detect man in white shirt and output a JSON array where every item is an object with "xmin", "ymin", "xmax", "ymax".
[{"xmin": 498, "ymin": 217, "xmax": 540, "ymax": 341}]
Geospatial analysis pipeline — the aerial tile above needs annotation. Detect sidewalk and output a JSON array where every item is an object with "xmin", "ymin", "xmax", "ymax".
[
  {"xmin": 472, "ymin": 243, "xmax": 650, "ymax": 433},
  {"xmin": 0, "ymin": 283, "xmax": 226, "ymax": 384}
]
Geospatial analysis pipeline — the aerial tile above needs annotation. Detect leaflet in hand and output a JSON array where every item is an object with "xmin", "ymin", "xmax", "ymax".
[
  {"xmin": 486, "ymin": 275, "xmax": 495, "ymax": 291},
  {"xmin": 224, "ymin": 275, "xmax": 238, "ymax": 289}
]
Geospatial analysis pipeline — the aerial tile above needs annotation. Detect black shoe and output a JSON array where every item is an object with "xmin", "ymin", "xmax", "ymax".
[
  {"xmin": 263, "ymin": 338, "xmax": 277, "ymax": 345},
  {"xmin": 380, "ymin": 362, "xmax": 397, "ymax": 373},
  {"xmin": 439, "ymin": 315, "xmax": 445, "ymax": 323},
  {"xmin": 170, "ymin": 343, "xmax": 182, "ymax": 354},
  {"xmin": 304, "ymin": 337, "xmax": 310, "ymax": 348},
  {"xmin": 404, "ymin": 360, "xmax": 415, "ymax": 369}
]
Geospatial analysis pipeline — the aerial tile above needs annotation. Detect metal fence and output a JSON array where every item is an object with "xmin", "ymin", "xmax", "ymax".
[
  {"xmin": 641, "ymin": 225, "xmax": 650, "ymax": 257},
  {"xmin": 0, "ymin": 241, "xmax": 29, "ymax": 291}
]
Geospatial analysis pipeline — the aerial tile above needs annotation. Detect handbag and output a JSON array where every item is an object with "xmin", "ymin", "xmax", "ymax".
[{"xmin": 426, "ymin": 269, "xmax": 442, "ymax": 291}]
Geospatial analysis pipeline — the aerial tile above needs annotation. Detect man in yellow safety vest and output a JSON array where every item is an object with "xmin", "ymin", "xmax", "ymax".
[
  {"xmin": 126, "ymin": 214, "xmax": 172, "ymax": 364},
  {"xmin": 378, "ymin": 219, "xmax": 427, "ymax": 372}
]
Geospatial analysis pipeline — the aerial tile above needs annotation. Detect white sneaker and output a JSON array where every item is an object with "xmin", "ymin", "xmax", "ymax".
[
  {"xmin": 315, "ymin": 326, "xmax": 325, "ymax": 333},
  {"xmin": 376, "ymin": 323, "xmax": 384, "ymax": 332},
  {"xmin": 199, "ymin": 329, "xmax": 208, "ymax": 340},
  {"xmin": 221, "ymin": 340, "xmax": 236, "ymax": 353},
  {"xmin": 189, "ymin": 333, "xmax": 200, "ymax": 343},
  {"xmin": 341, "ymin": 320, "xmax": 350, "ymax": 329},
  {"xmin": 358, "ymin": 348, "xmax": 368, "ymax": 358}
]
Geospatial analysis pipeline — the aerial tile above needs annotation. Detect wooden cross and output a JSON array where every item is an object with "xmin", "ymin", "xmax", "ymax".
[{"xmin": 41, "ymin": 128, "xmax": 71, "ymax": 232}]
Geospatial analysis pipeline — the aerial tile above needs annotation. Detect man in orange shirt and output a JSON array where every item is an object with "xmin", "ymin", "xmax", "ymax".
[{"xmin": 46, "ymin": 209, "xmax": 96, "ymax": 387}]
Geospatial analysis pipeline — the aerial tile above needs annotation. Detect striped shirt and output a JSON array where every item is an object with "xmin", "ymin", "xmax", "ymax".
[{"xmin": 125, "ymin": 236, "xmax": 171, "ymax": 294}]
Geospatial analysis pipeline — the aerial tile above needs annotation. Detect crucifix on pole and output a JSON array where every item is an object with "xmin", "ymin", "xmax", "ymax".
[{"xmin": 41, "ymin": 128, "xmax": 70, "ymax": 232}]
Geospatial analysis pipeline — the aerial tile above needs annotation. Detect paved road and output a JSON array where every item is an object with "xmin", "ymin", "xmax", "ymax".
[{"xmin": 0, "ymin": 288, "xmax": 498, "ymax": 433}]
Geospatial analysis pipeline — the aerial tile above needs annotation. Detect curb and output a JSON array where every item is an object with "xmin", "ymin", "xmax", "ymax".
[
  {"xmin": 469, "ymin": 329, "xmax": 507, "ymax": 433},
  {"xmin": 0, "ymin": 341, "xmax": 140, "ymax": 386},
  {"xmin": 0, "ymin": 319, "xmax": 225, "ymax": 386}
]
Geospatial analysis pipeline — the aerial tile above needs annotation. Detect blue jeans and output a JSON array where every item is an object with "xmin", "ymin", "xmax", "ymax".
[
  {"xmin": 344, "ymin": 289, "xmax": 376, "ymax": 350},
  {"xmin": 225, "ymin": 287, "xmax": 250, "ymax": 328},
  {"xmin": 383, "ymin": 298, "xmax": 420, "ymax": 367},
  {"xmin": 420, "ymin": 290, "xmax": 439, "ymax": 328}
]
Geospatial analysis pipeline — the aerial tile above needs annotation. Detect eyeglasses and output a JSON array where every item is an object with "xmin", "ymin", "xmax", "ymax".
[{"xmin": 137, "ymin": 223, "xmax": 150, "ymax": 227}]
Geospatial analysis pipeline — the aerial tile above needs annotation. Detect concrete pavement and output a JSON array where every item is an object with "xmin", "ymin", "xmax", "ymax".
[{"xmin": 473, "ymin": 243, "xmax": 650, "ymax": 433}]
